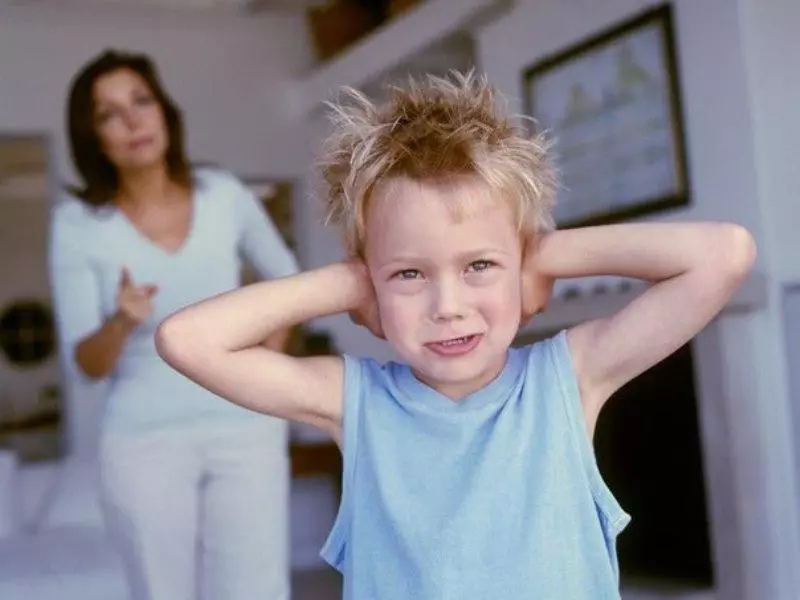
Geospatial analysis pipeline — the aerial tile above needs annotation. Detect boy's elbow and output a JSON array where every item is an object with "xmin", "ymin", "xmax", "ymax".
[
  {"xmin": 713, "ymin": 223, "xmax": 757, "ymax": 282},
  {"xmin": 155, "ymin": 316, "xmax": 191, "ymax": 368},
  {"xmin": 725, "ymin": 223, "xmax": 757, "ymax": 273}
]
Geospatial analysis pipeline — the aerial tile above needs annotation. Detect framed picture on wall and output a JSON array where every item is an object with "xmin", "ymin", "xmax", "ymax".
[{"xmin": 522, "ymin": 3, "xmax": 690, "ymax": 228}]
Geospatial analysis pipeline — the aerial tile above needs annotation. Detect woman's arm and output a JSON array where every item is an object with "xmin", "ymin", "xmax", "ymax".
[
  {"xmin": 155, "ymin": 262, "xmax": 371, "ymax": 437},
  {"xmin": 76, "ymin": 269, "xmax": 158, "ymax": 378},
  {"xmin": 49, "ymin": 201, "xmax": 123, "ymax": 380},
  {"xmin": 49, "ymin": 202, "xmax": 156, "ymax": 380},
  {"xmin": 530, "ymin": 222, "xmax": 756, "ymax": 424},
  {"xmin": 73, "ymin": 313, "xmax": 135, "ymax": 379}
]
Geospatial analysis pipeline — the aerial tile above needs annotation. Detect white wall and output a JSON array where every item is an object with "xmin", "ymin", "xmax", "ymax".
[
  {"xmin": 735, "ymin": 0, "xmax": 800, "ymax": 593},
  {"xmin": 738, "ymin": 0, "xmax": 800, "ymax": 283}
]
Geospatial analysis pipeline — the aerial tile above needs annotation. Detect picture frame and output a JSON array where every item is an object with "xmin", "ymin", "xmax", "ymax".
[{"xmin": 522, "ymin": 4, "xmax": 690, "ymax": 228}]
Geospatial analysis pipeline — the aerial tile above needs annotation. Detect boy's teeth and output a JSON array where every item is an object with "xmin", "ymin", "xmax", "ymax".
[{"xmin": 443, "ymin": 336, "xmax": 469, "ymax": 346}]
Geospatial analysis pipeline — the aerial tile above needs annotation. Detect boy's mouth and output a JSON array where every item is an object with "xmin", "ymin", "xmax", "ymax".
[{"xmin": 425, "ymin": 334, "xmax": 482, "ymax": 357}]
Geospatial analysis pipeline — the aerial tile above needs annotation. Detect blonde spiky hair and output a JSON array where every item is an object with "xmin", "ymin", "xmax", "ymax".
[{"xmin": 319, "ymin": 69, "xmax": 558, "ymax": 255}]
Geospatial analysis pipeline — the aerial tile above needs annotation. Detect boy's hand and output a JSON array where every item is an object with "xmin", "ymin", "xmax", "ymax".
[
  {"xmin": 347, "ymin": 260, "xmax": 384, "ymax": 339},
  {"xmin": 521, "ymin": 234, "xmax": 555, "ymax": 324}
]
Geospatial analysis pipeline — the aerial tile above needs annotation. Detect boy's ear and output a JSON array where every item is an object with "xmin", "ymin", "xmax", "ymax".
[
  {"xmin": 520, "ymin": 235, "xmax": 555, "ymax": 323},
  {"xmin": 345, "ymin": 256, "xmax": 385, "ymax": 340},
  {"xmin": 521, "ymin": 273, "xmax": 553, "ymax": 324}
]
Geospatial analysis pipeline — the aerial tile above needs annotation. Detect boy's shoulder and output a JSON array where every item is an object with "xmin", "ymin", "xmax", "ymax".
[
  {"xmin": 342, "ymin": 354, "xmax": 403, "ymax": 390},
  {"xmin": 519, "ymin": 330, "xmax": 575, "ymax": 383},
  {"xmin": 498, "ymin": 330, "xmax": 567, "ymax": 369},
  {"xmin": 520, "ymin": 330, "xmax": 568, "ymax": 358}
]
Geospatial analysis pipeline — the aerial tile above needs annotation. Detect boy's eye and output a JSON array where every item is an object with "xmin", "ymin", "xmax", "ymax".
[
  {"xmin": 395, "ymin": 269, "xmax": 421, "ymax": 281},
  {"xmin": 467, "ymin": 260, "xmax": 494, "ymax": 273}
]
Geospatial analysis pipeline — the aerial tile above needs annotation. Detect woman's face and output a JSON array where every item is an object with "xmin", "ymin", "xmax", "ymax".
[{"xmin": 92, "ymin": 68, "xmax": 169, "ymax": 173}]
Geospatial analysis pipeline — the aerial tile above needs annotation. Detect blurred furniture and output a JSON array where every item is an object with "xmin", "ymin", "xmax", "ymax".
[
  {"xmin": 0, "ymin": 385, "xmax": 63, "ymax": 463},
  {"xmin": 389, "ymin": 0, "xmax": 422, "ymax": 17},
  {"xmin": 308, "ymin": 2, "xmax": 380, "ymax": 61},
  {"xmin": 291, "ymin": 443, "xmax": 342, "ymax": 498},
  {"xmin": 307, "ymin": 0, "xmax": 426, "ymax": 61}
]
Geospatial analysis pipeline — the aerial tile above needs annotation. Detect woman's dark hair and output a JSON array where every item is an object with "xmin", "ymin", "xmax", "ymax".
[{"xmin": 66, "ymin": 49, "xmax": 191, "ymax": 206}]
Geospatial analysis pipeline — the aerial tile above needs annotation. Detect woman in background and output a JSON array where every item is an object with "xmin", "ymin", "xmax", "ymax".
[{"xmin": 49, "ymin": 49, "xmax": 297, "ymax": 600}]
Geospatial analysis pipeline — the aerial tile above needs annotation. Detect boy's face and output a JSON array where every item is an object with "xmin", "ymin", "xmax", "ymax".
[{"xmin": 365, "ymin": 176, "xmax": 523, "ymax": 400}]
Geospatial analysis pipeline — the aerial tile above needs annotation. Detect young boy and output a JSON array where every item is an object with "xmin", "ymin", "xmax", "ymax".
[{"xmin": 156, "ymin": 71, "xmax": 755, "ymax": 599}]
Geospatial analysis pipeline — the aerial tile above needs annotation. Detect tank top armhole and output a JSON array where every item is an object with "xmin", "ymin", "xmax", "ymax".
[
  {"xmin": 320, "ymin": 353, "xmax": 363, "ymax": 573},
  {"xmin": 548, "ymin": 330, "xmax": 631, "ymax": 537}
]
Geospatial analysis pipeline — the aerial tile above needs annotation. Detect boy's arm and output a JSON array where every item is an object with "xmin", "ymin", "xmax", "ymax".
[
  {"xmin": 155, "ymin": 262, "xmax": 369, "ymax": 440},
  {"xmin": 533, "ymin": 222, "xmax": 756, "ymax": 430}
]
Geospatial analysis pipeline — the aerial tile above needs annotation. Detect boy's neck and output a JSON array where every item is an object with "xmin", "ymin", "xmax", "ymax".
[{"xmin": 411, "ymin": 349, "xmax": 510, "ymax": 401}]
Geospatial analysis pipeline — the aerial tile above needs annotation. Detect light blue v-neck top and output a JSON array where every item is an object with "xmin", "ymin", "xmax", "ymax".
[
  {"xmin": 322, "ymin": 332, "xmax": 631, "ymax": 600},
  {"xmin": 49, "ymin": 168, "xmax": 300, "ymax": 433}
]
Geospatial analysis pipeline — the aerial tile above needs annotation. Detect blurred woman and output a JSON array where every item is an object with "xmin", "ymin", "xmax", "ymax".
[{"xmin": 49, "ymin": 49, "xmax": 297, "ymax": 600}]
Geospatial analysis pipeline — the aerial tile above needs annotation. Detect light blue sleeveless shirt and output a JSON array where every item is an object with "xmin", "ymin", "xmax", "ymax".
[{"xmin": 322, "ymin": 331, "xmax": 630, "ymax": 599}]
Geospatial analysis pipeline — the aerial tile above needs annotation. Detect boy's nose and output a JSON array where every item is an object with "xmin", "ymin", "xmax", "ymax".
[{"xmin": 431, "ymin": 279, "xmax": 467, "ymax": 322}]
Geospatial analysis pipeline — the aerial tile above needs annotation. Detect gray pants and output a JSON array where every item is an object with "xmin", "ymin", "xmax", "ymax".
[{"xmin": 99, "ymin": 418, "xmax": 289, "ymax": 600}]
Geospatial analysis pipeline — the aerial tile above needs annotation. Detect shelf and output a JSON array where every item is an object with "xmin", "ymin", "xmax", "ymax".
[{"xmin": 289, "ymin": 0, "xmax": 509, "ymax": 115}]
